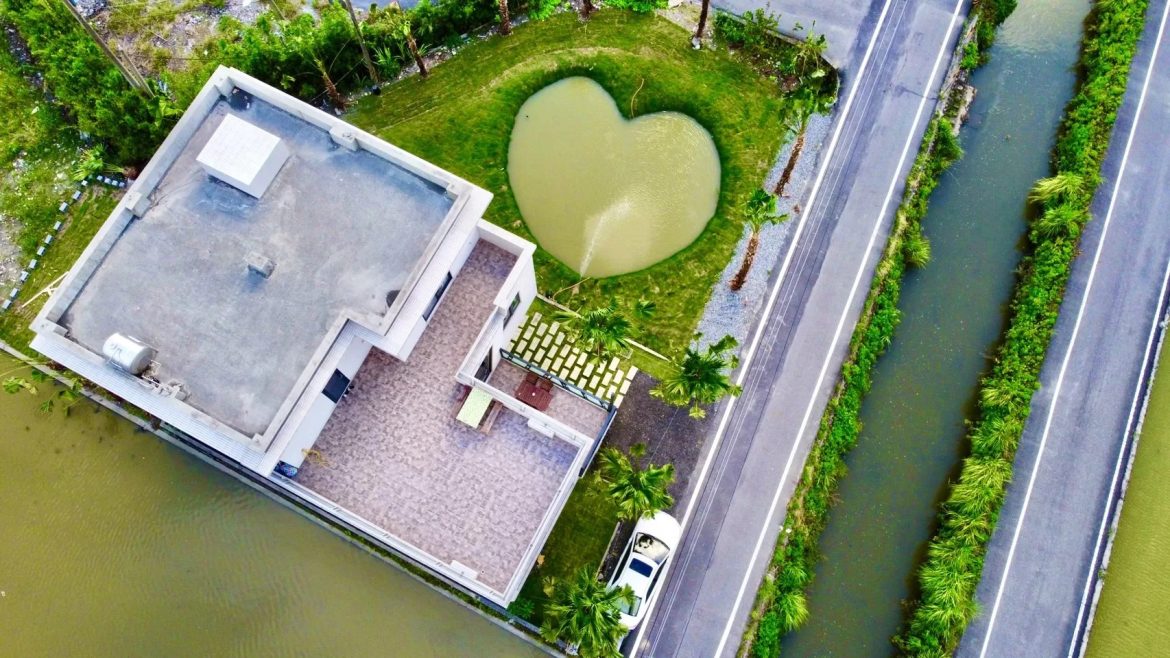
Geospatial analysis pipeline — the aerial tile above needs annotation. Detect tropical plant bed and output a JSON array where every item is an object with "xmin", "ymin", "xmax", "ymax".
[
  {"xmin": 347, "ymin": 8, "xmax": 802, "ymax": 361},
  {"xmin": 0, "ymin": 44, "xmax": 122, "ymax": 351}
]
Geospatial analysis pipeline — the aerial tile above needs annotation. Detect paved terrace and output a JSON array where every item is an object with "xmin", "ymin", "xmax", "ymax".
[
  {"xmin": 296, "ymin": 243, "xmax": 579, "ymax": 591},
  {"xmin": 488, "ymin": 359, "xmax": 608, "ymax": 438},
  {"xmin": 59, "ymin": 97, "xmax": 453, "ymax": 437}
]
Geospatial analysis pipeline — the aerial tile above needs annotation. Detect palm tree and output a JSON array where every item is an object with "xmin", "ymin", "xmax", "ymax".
[
  {"xmin": 386, "ymin": 9, "xmax": 428, "ymax": 78},
  {"xmin": 342, "ymin": 0, "xmax": 381, "ymax": 85},
  {"xmin": 556, "ymin": 302, "xmax": 633, "ymax": 359},
  {"xmin": 729, "ymin": 191, "xmax": 786, "ymax": 291},
  {"xmin": 280, "ymin": 21, "xmax": 347, "ymax": 109},
  {"xmin": 597, "ymin": 444, "xmax": 675, "ymax": 521},
  {"xmin": 541, "ymin": 567, "xmax": 633, "ymax": 658},
  {"xmin": 652, "ymin": 334, "xmax": 743, "ymax": 419},
  {"xmin": 498, "ymin": 0, "xmax": 512, "ymax": 35},
  {"xmin": 692, "ymin": 0, "xmax": 710, "ymax": 48},
  {"xmin": 774, "ymin": 88, "xmax": 820, "ymax": 197}
]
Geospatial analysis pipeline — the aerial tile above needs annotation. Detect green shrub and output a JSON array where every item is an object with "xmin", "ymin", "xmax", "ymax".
[
  {"xmin": 713, "ymin": 10, "xmax": 745, "ymax": 44},
  {"xmin": 603, "ymin": 0, "xmax": 667, "ymax": 12},
  {"xmin": 507, "ymin": 595, "xmax": 537, "ymax": 618},
  {"xmin": 896, "ymin": 0, "xmax": 1151, "ymax": 653},
  {"xmin": 776, "ymin": 589, "xmax": 810, "ymax": 631},
  {"xmin": 754, "ymin": 611, "xmax": 783, "ymax": 658},
  {"xmin": 960, "ymin": 39, "xmax": 981, "ymax": 70},
  {"xmin": 527, "ymin": 0, "xmax": 565, "ymax": 19}
]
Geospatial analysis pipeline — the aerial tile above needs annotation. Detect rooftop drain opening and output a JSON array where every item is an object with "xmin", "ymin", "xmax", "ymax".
[
  {"xmin": 227, "ymin": 87, "xmax": 252, "ymax": 111},
  {"xmin": 196, "ymin": 114, "xmax": 289, "ymax": 199}
]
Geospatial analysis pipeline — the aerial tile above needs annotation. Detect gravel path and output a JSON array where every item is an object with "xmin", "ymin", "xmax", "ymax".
[
  {"xmin": 695, "ymin": 112, "xmax": 832, "ymax": 347},
  {"xmin": 0, "ymin": 214, "xmax": 22, "ymax": 293}
]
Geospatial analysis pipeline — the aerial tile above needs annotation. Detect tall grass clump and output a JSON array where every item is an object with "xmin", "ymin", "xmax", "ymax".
[{"xmin": 895, "ymin": 0, "xmax": 1151, "ymax": 653}]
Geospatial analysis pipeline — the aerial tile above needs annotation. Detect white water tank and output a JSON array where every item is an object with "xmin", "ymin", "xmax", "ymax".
[{"xmin": 102, "ymin": 333, "xmax": 156, "ymax": 375}]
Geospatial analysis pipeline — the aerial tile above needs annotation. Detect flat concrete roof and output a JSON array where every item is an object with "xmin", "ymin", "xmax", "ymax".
[{"xmin": 59, "ymin": 96, "xmax": 454, "ymax": 437}]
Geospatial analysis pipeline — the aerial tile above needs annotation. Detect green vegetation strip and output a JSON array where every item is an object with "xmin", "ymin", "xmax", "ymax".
[
  {"xmin": 739, "ymin": 1, "xmax": 1019, "ymax": 654},
  {"xmin": 1084, "ymin": 347, "xmax": 1170, "ymax": 655},
  {"xmin": 347, "ymin": 10, "xmax": 792, "ymax": 360},
  {"xmin": 895, "ymin": 0, "xmax": 1151, "ymax": 653}
]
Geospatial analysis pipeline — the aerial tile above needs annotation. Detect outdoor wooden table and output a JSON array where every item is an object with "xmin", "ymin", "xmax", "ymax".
[
  {"xmin": 456, "ymin": 387, "xmax": 493, "ymax": 427},
  {"xmin": 516, "ymin": 376, "xmax": 553, "ymax": 412}
]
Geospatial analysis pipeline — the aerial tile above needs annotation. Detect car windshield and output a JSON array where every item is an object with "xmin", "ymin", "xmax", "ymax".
[
  {"xmin": 617, "ymin": 592, "xmax": 643, "ymax": 617},
  {"xmin": 629, "ymin": 557, "xmax": 654, "ymax": 578},
  {"xmin": 633, "ymin": 533, "xmax": 670, "ymax": 563}
]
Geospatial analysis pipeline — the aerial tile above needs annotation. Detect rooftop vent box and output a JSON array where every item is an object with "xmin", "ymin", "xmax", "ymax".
[
  {"xmin": 246, "ymin": 251, "xmax": 275, "ymax": 278},
  {"xmin": 196, "ymin": 114, "xmax": 290, "ymax": 198}
]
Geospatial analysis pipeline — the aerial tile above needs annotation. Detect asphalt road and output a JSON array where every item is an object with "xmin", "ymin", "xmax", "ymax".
[
  {"xmin": 625, "ymin": 0, "xmax": 970, "ymax": 655},
  {"xmin": 955, "ymin": 0, "xmax": 1170, "ymax": 656},
  {"xmin": 711, "ymin": 0, "xmax": 876, "ymax": 68}
]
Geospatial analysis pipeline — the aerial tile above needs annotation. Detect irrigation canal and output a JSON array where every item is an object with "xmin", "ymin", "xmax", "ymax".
[
  {"xmin": 0, "ymin": 355, "xmax": 541, "ymax": 657},
  {"xmin": 780, "ymin": 0, "xmax": 1090, "ymax": 653}
]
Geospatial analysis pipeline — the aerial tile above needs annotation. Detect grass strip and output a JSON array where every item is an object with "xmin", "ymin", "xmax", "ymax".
[
  {"xmin": 737, "ymin": 6, "xmax": 1015, "ymax": 656},
  {"xmin": 894, "ymin": 0, "xmax": 1152, "ymax": 654},
  {"xmin": 1084, "ymin": 346, "xmax": 1170, "ymax": 655}
]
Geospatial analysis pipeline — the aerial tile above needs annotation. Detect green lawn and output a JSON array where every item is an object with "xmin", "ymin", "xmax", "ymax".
[
  {"xmin": 0, "ymin": 47, "xmax": 121, "ymax": 351},
  {"xmin": 1085, "ymin": 346, "xmax": 1170, "ymax": 655},
  {"xmin": 348, "ymin": 9, "xmax": 793, "ymax": 360},
  {"xmin": 514, "ymin": 472, "xmax": 619, "ymax": 623}
]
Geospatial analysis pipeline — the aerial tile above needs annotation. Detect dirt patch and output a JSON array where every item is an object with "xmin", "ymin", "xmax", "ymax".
[{"xmin": 87, "ymin": 0, "xmax": 268, "ymax": 75}]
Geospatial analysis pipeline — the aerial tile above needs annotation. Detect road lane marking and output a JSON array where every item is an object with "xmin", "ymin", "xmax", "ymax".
[
  {"xmin": 1070, "ymin": 251, "xmax": 1170, "ymax": 658},
  {"xmin": 1067, "ymin": 9, "xmax": 1170, "ymax": 655},
  {"xmin": 626, "ymin": 0, "xmax": 904, "ymax": 653},
  {"xmin": 709, "ymin": 0, "xmax": 966, "ymax": 654},
  {"xmin": 977, "ymin": 1, "xmax": 1170, "ymax": 655}
]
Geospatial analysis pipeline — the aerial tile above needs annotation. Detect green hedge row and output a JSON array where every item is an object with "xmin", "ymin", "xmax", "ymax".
[
  {"xmin": 894, "ymin": 0, "xmax": 1151, "ymax": 654},
  {"xmin": 0, "ymin": 0, "xmax": 172, "ymax": 163},
  {"xmin": 740, "ymin": 9, "xmax": 1008, "ymax": 657},
  {"xmin": 0, "ymin": 0, "xmax": 555, "ymax": 165},
  {"xmin": 743, "ymin": 115, "xmax": 961, "ymax": 658}
]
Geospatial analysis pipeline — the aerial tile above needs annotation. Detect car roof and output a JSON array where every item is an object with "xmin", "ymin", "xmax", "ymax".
[{"xmin": 632, "ymin": 511, "xmax": 682, "ymax": 547}]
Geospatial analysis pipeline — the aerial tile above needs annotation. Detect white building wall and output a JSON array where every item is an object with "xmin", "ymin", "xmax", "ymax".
[
  {"xmin": 382, "ymin": 207, "xmax": 481, "ymax": 359},
  {"xmin": 272, "ymin": 331, "xmax": 374, "ymax": 471}
]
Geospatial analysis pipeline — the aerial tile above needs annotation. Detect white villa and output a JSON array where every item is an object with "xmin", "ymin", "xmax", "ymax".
[{"xmin": 30, "ymin": 67, "xmax": 626, "ymax": 605}]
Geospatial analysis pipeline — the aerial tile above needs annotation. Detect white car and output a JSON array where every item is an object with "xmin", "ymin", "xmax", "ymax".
[{"xmin": 607, "ymin": 511, "xmax": 683, "ymax": 631}]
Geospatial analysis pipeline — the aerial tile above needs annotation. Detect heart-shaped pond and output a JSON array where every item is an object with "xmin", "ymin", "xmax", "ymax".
[{"xmin": 507, "ymin": 77, "xmax": 721, "ymax": 278}]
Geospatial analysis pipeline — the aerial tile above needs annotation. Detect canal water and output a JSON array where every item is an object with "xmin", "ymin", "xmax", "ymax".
[
  {"xmin": 781, "ymin": 0, "xmax": 1090, "ymax": 654},
  {"xmin": 0, "ymin": 357, "xmax": 541, "ymax": 657}
]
